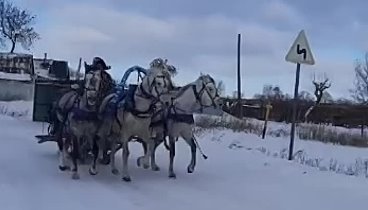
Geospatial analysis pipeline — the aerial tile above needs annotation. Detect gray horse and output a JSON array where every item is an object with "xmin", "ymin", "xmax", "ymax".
[{"xmin": 58, "ymin": 67, "xmax": 105, "ymax": 179}]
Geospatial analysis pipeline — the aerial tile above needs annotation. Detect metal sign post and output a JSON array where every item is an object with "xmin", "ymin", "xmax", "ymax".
[{"xmin": 285, "ymin": 30, "xmax": 315, "ymax": 160}]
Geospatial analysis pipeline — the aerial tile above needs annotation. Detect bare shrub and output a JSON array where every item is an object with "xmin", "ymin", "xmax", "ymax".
[
  {"xmin": 195, "ymin": 114, "xmax": 368, "ymax": 148},
  {"xmin": 195, "ymin": 114, "xmax": 263, "ymax": 134},
  {"xmin": 297, "ymin": 123, "xmax": 368, "ymax": 148}
]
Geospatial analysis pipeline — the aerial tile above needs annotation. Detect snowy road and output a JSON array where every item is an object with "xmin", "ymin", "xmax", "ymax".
[{"xmin": 0, "ymin": 115, "xmax": 367, "ymax": 210}]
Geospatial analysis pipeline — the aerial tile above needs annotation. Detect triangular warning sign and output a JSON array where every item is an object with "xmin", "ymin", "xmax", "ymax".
[{"xmin": 285, "ymin": 30, "xmax": 315, "ymax": 65}]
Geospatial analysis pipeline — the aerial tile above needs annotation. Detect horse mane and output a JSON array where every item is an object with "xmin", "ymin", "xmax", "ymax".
[
  {"xmin": 144, "ymin": 66, "xmax": 175, "ymax": 90},
  {"xmin": 173, "ymin": 74, "xmax": 215, "ymax": 99},
  {"xmin": 174, "ymin": 83, "xmax": 195, "ymax": 98}
]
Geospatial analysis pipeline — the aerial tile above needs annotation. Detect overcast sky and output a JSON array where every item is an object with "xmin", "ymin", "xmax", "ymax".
[{"xmin": 9, "ymin": 0, "xmax": 368, "ymax": 99}]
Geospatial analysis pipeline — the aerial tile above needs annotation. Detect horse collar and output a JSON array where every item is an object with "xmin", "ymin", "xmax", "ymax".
[{"xmin": 139, "ymin": 83, "xmax": 154, "ymax": 99}]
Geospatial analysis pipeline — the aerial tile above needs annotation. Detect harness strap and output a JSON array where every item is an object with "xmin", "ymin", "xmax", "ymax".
[
  {"xmin": 192, "ymin": 84, "xmax": 205, "ymax": 113},
  {"xmin": 139, "ymin": 83, "xmax": 154, "ymax": 99}
]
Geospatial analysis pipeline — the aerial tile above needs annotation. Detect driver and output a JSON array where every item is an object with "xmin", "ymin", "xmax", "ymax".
[{"xmin": 89, "ymin": 57, "xmax": 115, "ymax": 98}]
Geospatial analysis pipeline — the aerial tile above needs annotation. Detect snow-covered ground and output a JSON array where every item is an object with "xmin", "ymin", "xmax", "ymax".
[
  {"xmin": 0, "ymin": 101, "xmax": 368, "ymax": 210},
  {"xmin": 0, "ymin": 100, "xmax": 33, "ymax": 119}
]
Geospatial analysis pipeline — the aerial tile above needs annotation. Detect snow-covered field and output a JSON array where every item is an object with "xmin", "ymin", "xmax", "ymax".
[{"xmin": 0, "ymin": 101, "xmax": 368, "ymax": 210}]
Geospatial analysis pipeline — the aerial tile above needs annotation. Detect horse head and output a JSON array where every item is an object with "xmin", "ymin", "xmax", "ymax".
[
  {"xmin": 150, "ymin": 58, "xmax": 177, "ymax": 76},
  {"xmin": 193, "ymin": 73, "xmax": 220, "ymax": 109},
  {"xmin": 83, "ymin": 69, "xmax": 103, "ymax": 108},
  {"xmin": 140, "ymin": 58, "xmax": 175, "ymax": 98}
]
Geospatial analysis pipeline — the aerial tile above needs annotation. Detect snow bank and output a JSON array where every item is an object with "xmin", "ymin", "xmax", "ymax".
[
  {"xmin": 196, "ymin": 128, "xmax": 368, "ymax": 179},
  {"xmin": 196, "ymin": 113, "xmax": 368, "ymax": 148},
  {"xmin": 0, "ymin": 100, "xmax": 33, "ymax": 119}
]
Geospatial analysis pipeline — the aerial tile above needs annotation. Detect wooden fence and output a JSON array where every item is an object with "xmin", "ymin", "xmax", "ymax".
[{"xmin": 221, "ymin": 98, "xmax": 368, "ymax": 128}]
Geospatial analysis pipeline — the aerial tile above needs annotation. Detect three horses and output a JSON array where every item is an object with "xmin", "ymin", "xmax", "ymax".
[{"xmin": 51, "ymin": 58, "xmax": 220, "ymax": 181}]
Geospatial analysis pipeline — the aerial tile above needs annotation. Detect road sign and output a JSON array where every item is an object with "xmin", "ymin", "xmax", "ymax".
[
  {"xmin": 285, "ymin": 30, "xmax": 315, "ymax": 161},
  {"xmin": 285, "ymin": 30, "xmax": 315, "ymax": 65}
]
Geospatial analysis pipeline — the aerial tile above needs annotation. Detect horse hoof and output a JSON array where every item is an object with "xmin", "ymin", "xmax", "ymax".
[
  {"xmin": 89, "ymin": 168, "xmax": 98, "ymax": 176},
  {"xmin": 79, "ymin": 158, "xmax": 86, "ymax": 165},
  {"xmin": 122, "ymin": 176, "xmax": 131, "ymax": 182},
  {"xmin": 72, "ymin": 173, "xmax": 80, "ymax": 180},
  {"xmin": 187, "ymin": 167, "xmax": 195, "ymax": 174},
  {"xmin": 112, "ymin": 169, "xmax": 119, "ymax": 175},
  {"xmin": 59, "ymin": 165, "xmax": 70, "ymax": 171},
  {"xmin": 143, "ymin": 164, "xmax": 150, "ymax": 169},
  {"xmin": 152, "ymin": 166, "xmax": 160, "ymax": 171},
  {"xmin": 99, "ymin": 158, "xmax": 110, "ymax": 165},
  {"xmin": 169, "ymin": 173, "xmax": 176, "ymax": 179}
]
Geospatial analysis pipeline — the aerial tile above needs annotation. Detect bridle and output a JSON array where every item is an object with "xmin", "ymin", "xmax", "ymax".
[
  {"xmin": 193, "ymin": 76, "xmax": 219, "ymax": 112},
  {"xmin": 137, "ymin": 69, "xmax": 172, "ymax": 102},
  {"xmin": 130, "ymin": 70, "xmax": 173, "ymax": 118},
  {"xmin": 83, "ymin": 70, "xmax": 102, "ymax": 108},
  {"xmin": 167, "ymin": 76, "xmax": 219, "ymax": 115}
]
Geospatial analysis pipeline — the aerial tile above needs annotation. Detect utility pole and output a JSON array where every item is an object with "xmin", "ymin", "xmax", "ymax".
[{"xmin": 237, "ymin": 33, "xmax": 242, "ymax": 118}]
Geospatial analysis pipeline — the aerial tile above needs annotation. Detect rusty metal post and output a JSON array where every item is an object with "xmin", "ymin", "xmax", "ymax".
[{"xmin": 262, "ymin": 103, "xmax": 273, "ymax": 139}]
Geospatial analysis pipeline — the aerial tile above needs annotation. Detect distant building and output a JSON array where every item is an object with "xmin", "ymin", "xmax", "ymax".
[
  {"xmin": 0, "ymin": 52, "xmax": 72, "ymax": 101},
  {"xmin": 33, "ymin": 53, "xmax": 70, "ymax": 81},
  {"xmin": 0, "ymin": 52, "xmax": 34, "ymax": 82}
]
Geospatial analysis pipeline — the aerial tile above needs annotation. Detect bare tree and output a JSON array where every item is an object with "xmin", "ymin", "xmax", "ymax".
[
  {"xmin": 0, "ymin": 0, "xmax": 40, "ymax": 53},
  {"xmin": 304, "ymin": 77, "xmax": 331, "ymax": 122},
  {"xmin": 313, "ymin": 79, "xmax": 331, "ymax": 104},
  {"xmin": 351, "ymin": 53, "xmax": 368, "ymax": 104}
]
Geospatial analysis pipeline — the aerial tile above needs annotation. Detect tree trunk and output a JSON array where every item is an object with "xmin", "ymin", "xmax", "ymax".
[
  {"xmin": 304, "ymin": 105, "xmax": 315, "ymax": 123},
  {"xmin": 10, "ymin": 40, "xmax": 16, "ymax": 53}
]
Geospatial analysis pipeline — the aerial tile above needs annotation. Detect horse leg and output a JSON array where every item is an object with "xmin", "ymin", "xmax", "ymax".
[
  {"xmin": 71, "ymin": 136, "xmax": 80, "ymax": 180},
  {"xmin": 110, "ymin": 140, "xmax": 119, "ymax": 175},
  {"xmin": 121, "ymin": 141, "xmax": 131, "ymax": 182},
  {"xmin": 78, "ymin": 137, "xmax": 87, "ymax": 164},
  {"xmin": 137, "ymin": 139, "xmax": 153, "ymax": 170},
  {"xmin": 97, "ymin": 120, "xmax": 112, "ymax": 165},
  {"xmin": 136, "ymin": 139, "xmax": 147, "ymax": 168},
  {"xmin": 137, "ymin": 138, "xmax": 160, "ymax": 171},
  {"xmin": 185, "ymin": 136, "xmax": 197, "ymax": 173},
  {"xmin": 100, "ymin": 138, "xmax": 111, "ymax": 165},
  {"xmin": 150, "ymin": 140, "xmax": 161, "ymax": 171},
  {"xmin": 94, "ymin": 133, "xmax": 109, "ymax": 165},
  {"xmin": 168, "ymin": 136, "xmax": 176, "ymax": 178},
  {"xmin": 57, "ymin": 131, "xmax": 69, "ymax": 171},
  {"xmin": 89, "ymin": 136, "xmax": 99, "ymax": 176}
]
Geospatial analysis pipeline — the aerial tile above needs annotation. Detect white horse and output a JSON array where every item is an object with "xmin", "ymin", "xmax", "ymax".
[
  {"xmin": 148, "ymin": 74, "xmax": 220, "ymax": 178},
  {"xmin": 97, "ymin": 58, "xmax": 175, "ymax": 182}
]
